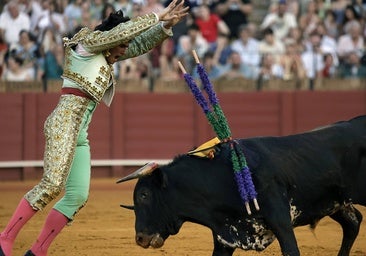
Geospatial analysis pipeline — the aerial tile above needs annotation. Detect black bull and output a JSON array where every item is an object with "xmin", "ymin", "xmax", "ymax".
[{"xmin": 118, "ymin": 115, "xmax": 366, "ymax": 256}]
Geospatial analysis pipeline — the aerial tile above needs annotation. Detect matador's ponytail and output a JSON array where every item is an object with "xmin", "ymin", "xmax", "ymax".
[{"xmin": 94, "ymin": 10, "xmax": 131, "ymax": 32}]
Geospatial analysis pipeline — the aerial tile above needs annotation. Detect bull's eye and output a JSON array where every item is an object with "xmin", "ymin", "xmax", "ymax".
[
  {"xmin": 136, "ymin": 188, "xmax": 151, "ymax": 204},
  {"xmin": 140, "ymin": 192, "xmax": 148, "ymax": 200}
]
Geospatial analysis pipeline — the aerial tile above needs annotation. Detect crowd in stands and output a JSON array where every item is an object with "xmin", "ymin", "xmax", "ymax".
[{"xmin": 0, "ymin": 0, "xmax": 365, "ymax": 91}]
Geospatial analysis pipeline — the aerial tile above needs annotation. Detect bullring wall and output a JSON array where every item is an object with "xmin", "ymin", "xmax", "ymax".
[{"xmin": 0, "ymin": 90, "xmax": 365, "ymax": 180}]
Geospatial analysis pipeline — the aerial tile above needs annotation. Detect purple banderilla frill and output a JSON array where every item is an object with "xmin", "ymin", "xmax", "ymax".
[{"xmin": 178, "ymin": 51, "xmax": 259, "ymax": 215}]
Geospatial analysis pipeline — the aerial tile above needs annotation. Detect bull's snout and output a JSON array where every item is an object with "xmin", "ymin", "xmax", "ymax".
[{"xmin": 136, "ymin": 232, "xmax": 164, "ymax": 248}]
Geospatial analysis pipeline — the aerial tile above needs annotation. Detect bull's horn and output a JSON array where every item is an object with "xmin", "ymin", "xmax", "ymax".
[
  {"xmin": 116, "ymin": 162, "xmax": 159, "ymax": 183},
  {"xmin": 120, "ymin": 204, "xmax": 134, "ymax": 210}
]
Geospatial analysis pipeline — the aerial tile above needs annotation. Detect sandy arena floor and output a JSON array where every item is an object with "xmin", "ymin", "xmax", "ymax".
[{"xmin": 0, "ymin": 178, "xmax": 365, "ymax": 256}]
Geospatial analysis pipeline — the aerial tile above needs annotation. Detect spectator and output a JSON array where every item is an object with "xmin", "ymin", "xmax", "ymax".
[
  {"xmin": 121, "ymin": 59, "xmax": 139, "ymax": 80},
  {"xmin": 330, "ymin": 0, "xmax": 349, "ymax": 26},
  {"xmin": 322, "ymin": 52, "xmax": 338, "ymax": 78},
  {"xmin": 219, "ymin": 51, "xmax": 256, "ymax": 80},
  {"xmin": 342, "ymin": 4, "xmax": 363, "ymax": 33},
  {"xmin": 230, "ymin": 24, "xmax": 260, "ymax": 68},
  {"xmin": 215, "ymin": 0, "xmax": 252, "ymax": 39},
  {"xmin": 56, "ymin": 0, "xmax": 69, "ymax": 12},
  {"xmin": 63, "ymin": 0, "xmax": 83, "ymax": 35},
  {"xmin": 39, "ymin": 42, "xmax": 64, "ymax": 80},
  {"xmin": 184, "ymin": 0, "xmax": 217, "ymax": 12},
  {"xmin": 298, "ymin": 0, "xmax": 321, "ymax": 38},
  {"xmin": 194, "ymin": 4, "xmax": 229, "ymax": 64},
  {"xmin": 37, "ymin": 26, "xmax": 63, "ymax": 80},
  {"xmin": 338, "ymin": 51, "xmax": 366, "ymax": 78},
  {"xmin": 256, "ymin": 53, "xmax": 284, "ymax": 89},
  {"xmin": 160, "ymin": 56, "xmax": 182, "ymax": 81},
  {"xmin": 149, "ymin": 35, "xmax": 179, "ymax": 78},
  {"xmin": 176, "ymin": 23, "xmax": 210, "ymax": 74},
  {"xmin": 301, "ymin": 32, "xmax": 324, "ymax": 90},
  {"xmin": 145, "ymin": 0, "xmax": 181, "ymax": 85},
  {"xmin": 136, "ymin": 56, "xmax": 154, "ymax": 82},
  {"xmin": 0, "ymin": 0, "xmax": 31, "ymax": 46},
  {"xmin": 336, "ymin": 21, "xmax": 364, "ymax": 63},
  {"xmin": 315, "ymin": 21, "xmax": 339, "ymax": 66},
  {"xmin": 193, "ymin": 51, "xmax": 224, "ymax": 80},
  {"xmin": 194, "ymin": 5, "xmax": 230, "ymax": 46},
  {"xmin": 101, "ymin": 2, "xmax": 116, "ymax": 20},
  {"xmin": 170, "ymin": 14, "xmax": 192, "ymax": 53},
  {"xmin": 258, "ymin": 27, "xmax": 285, "ymax": 64},
  {"xmin": 79, "ymin": 1, "xmax": 96, "ymax": 29},
  {"xmin": 323, "ymin": 9, "xmax": 339, "ymax": 39},
  {"xmin": 114, "ymin": 0, "xmax": 134, "ymax": 17},
  {"xmin": 140, "ymin": 0, "xmax": 170, "ymax": 78},
  {"xmin": 90, "ymin": 0, "xmax": 105, "ymax": 22},
  {"xmin": 15, "ymin": 0, "xmax": 34, "ymax": 14},
  {"xmin": 48, "ymin": 0, "xmax": 68, "ymax": 38},
  {"xmin": 141, "ymin": 0, "xmax": 165, "ymax": 14},
  {"xmin": 30, "ymin": 0, "xmax": 66, "ymax": 42},
  {"xmin": 34, "ymin": 0, "xmax": 54, "ymax": 40},
  {"xmin": 2, "ymin": 55, "xmax": 33, "ymax": 81},
  {"xmin": 28, "ymin": 0, "xmax": 46, "ymax": 34},
  {"xmin": 11, "ymin": 30, "xmax": 40, "ymax": 79},
  {"xmin": 118, "ymin": 55, "xmax": 152, "ymax": 81},
  {"xmin": 316, "ymin": 0, "xmax": 331, "ymax": 20},
  {"xmin": 284, "ymin": 26, "xmax": 305, "ymax": 53},
  {"xmin": 279, "ymin": 41, "xmax": 306, "ymax": 81},
  {"xmin": 38, "ymin": 27, "xmax": 63, "ymax": 57},
  {"xmin": 298, "ymin": 0, "xmax": 311, "ymax": 16},
  {"xmin": 285, "ymin": 0, "xmax": 300, "ymax": 17},
  {"xmin": 260, "ymin": 0, "xmax": 297, "ymax": 41},
  {"xmin": 0, "ymin": 34, "xmax": 8, "ymax": 77},
  {"xmin": 354, "ymin": 0, "xmax": 366, "ymax": 21}
]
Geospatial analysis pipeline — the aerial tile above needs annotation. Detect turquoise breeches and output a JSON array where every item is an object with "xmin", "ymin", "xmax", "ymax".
[{"xmin": 25, "ymin": 95, "xmax": 96, "ymax": 220}]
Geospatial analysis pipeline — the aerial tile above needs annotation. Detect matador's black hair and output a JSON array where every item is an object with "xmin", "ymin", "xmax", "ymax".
[{"xmin": 94, "ymin": 10, "xmax": 131, "ymax": 32}]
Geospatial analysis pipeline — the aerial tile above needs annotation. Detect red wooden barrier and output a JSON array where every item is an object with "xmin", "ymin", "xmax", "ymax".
[{"xmin": 0, "ymin": 91, "xmax": 365, "ymax": 180}]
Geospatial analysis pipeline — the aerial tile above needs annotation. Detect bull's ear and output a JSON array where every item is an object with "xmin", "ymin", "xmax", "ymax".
[
  {"xmin": 153, "ymin": 168, "xmax": 168, "ymax": 189},
  {"xmin": 116, "ymin": 162, "xmax": 159, "ymax": 183}
]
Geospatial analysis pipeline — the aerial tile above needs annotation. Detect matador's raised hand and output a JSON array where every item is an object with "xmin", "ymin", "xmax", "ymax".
[{"xmin": 157, "ymin": 0, "xmax": 190, "ymax": 29}]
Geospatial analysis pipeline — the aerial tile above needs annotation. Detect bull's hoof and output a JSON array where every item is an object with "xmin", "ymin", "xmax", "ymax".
[{"xmin": 24, "ymin": 250, "xmax": 36, "ymax": 256}]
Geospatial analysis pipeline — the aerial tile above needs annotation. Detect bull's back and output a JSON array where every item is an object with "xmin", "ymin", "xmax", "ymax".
[
  {"xmin": 238, "ymin": 115, "xmax": 366, "ymax": 210},
  {"xmin": 241, "ymin": 115, "xmax": 366, "ymax": 168}
]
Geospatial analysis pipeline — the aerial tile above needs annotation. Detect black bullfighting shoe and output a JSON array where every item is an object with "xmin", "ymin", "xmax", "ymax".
[
  {"xmin": 24, "ymin": 250, "xmax": 36, "ymax": 256},
  {"xmin": 0, "ymin": 245, "xmax": 5, "ymax": 256}
]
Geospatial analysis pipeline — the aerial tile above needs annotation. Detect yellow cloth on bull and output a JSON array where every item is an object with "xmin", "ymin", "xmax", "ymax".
[{"xmin": 188, "ymin": 137, "xmax": 221, "ymax": 158}]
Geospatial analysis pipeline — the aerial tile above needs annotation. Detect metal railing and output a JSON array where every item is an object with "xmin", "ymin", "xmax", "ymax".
[{"xmin": 0, "ymin": 159, "xmax": 170, "ymax": 169}]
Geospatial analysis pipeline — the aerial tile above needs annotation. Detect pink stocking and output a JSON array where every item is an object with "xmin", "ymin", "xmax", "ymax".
[
  {"xmin": 29, "ymin": 209, "xmax": 69, "ymax": 256},
  {"xmin": 0, "ymin": 198, "xmax": 37, "ymax": 256}
]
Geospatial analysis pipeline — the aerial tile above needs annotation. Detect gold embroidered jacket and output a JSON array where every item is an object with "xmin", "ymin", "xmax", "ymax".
[{"xmin": 61, "ymin": 13, "xmax": 172, "ymax": 106}]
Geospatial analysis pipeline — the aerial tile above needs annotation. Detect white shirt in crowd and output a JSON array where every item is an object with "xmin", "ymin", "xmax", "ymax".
[{"xmin": 0, "ymin": 9, "xmax": 31, "ymax": 45}]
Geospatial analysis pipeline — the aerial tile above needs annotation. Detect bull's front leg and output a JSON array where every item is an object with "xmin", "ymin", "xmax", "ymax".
[
  {"xmin": 259, "ymin": 190, "xmax": 300, "ymax": 256},
  {"xmin": 267, "ymin": 219, "xmax": 300, "ymax": 255},
  {"xmin": 212, "ymin": 235, "xmax": 235, "ymax": 256}
]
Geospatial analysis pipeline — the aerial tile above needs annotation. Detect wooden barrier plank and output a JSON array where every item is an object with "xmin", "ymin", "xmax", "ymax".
[
  {"xmin": 116, "ymin": 79, "xmax": 150, "ymax": 92},
  {"xmin": 215, "ymin": 77, "xmax": 257, "ymax": 92},
  {"xmin": 153, "ymin": 79, "xmax": 188, "ymax": 93},
  {"xmin": 0, "ymin": 87, "xmax": 365, "ymax": 180}
]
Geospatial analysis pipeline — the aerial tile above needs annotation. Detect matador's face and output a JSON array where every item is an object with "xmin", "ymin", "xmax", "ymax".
[{"xmin": 106, "ymin": 43, "xmax": 129, "ymax": 64}]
